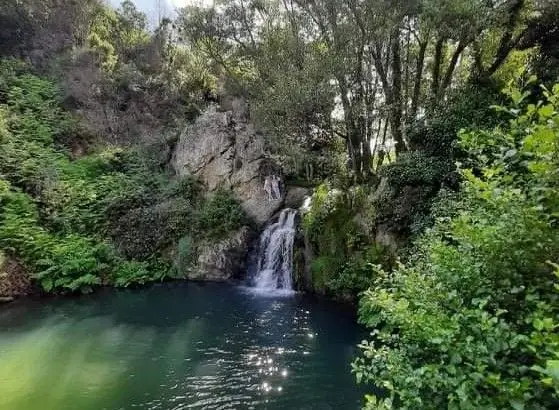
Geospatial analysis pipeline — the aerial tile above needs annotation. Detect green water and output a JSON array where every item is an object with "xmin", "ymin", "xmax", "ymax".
[{"xmin": 0, "ymin": 283, "xmax": 367, "ymax": 409}]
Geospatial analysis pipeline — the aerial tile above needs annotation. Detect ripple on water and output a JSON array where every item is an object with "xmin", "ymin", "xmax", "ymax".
[
  {"xmin": 0, "ymin": 283, "xmax": 367, "ymax": 409},
  {"xmin": 237, "ymin": 285, "xmax": 297, "ymax": 298}
]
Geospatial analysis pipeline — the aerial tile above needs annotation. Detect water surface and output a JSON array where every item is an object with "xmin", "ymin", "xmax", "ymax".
[{"xmin": 0, "ymin": 282, "xmax": 366, "ymax": 409}]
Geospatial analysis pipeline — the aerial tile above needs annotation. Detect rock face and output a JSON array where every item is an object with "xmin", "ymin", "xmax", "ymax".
[
  {"xmin": 284, "ymin": 186, "xmax": 311, "ymax": 210},
  {"xmin": 0, "ymin": 252, "xmax": 34, "ymax": 301},
  {"xmin": 188, "ymin": 227, "xmax": 252, "ymax": 281},
  {"xmin": 172, "ymin": 103, "xmax": 283, "ymax": 225}
]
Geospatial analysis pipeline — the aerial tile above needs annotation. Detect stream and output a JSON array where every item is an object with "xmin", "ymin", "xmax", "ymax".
[{"xmin": 0, "ymin": 282, "xmax": 367, "ymax": 409}]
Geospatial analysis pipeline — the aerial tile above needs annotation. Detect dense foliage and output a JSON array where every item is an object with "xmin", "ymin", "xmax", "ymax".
[
  {"xmin": 302, "ymin": 183, "xmax": 394, "ymax": 299},
  {"xmin": 179, "ymin": 0, "xmax": 558, "ymax": 180},
  {"xmin": 0, "ymin": 60, "xmax": 155, "ymax": 292},
  {"xmin": 353, "ymin": 82, "xmax": 559, "ymax": 409},
  {"xmin": 1, "ymin": 0, "xmax": 559, "ymax": 408},
  {"xmin": 0, "ymin": 59, "xmax": 245, "ymax": 293}
]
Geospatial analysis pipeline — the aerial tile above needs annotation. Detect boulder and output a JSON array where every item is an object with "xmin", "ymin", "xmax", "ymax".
[
  {"xmin": 284, "ymin": 186, "xmax": 311, "ymax": 210},
  {"xmin": 171, "ymin": 103, "xmax": 283, "ymax": 225},
  {"xmin": 187, "ymin": 227, "xmax": 252, "ymax": 281}
]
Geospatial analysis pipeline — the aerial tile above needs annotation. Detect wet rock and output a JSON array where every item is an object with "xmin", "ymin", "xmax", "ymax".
[
  {"xmin": 284, "ymin": 186, "xmax": 311, "ymax": 210},
  {"xmin": 188, "ymin": 227, "xmax": 252, "ymax": 281}
]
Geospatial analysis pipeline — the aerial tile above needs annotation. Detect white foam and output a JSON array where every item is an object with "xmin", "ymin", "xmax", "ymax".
[{"xmin": 252, "ymin": 209, "xmax": 297, "ymax": 292}]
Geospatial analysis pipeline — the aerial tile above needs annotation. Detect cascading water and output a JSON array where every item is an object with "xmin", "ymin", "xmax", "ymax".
[{"xmin": 252, "ymin": 208, "xmax": 297, "ymax": 291}]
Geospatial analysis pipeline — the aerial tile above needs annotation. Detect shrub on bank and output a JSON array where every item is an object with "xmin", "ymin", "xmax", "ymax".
[
  {"xmin": 353, "ymin": 83, "xmax": 559, "ymax": 409},
  {"xmin": 0, "ymin": 60, "xmax": 246, "ymax": 294}
]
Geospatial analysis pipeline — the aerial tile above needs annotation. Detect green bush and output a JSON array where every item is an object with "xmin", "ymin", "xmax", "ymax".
[
  {"xmin": 408, "ymin": 84, "xmax": 504, "ymax": 157},
  {"xmin": 380, "ymin": 151, "xmax": 452, "ymax": 189},
  {"xmin": 310, "ymin": 255, "xmax": 344, "ymax": 294},
  {"xmin": 353, "ymin": 83, "xmax": 559, "ymax": 409},
  {"xmin": 0, "ymin": 187, "xmax": 105, "ymax": 293},
  {"xmin": 303, "ymin": 183, "xmax": 376, "ymax": 297},
  {"xmin": 112, "ymin": 260, "xmax": 157, "ymax": 288},
  {"xmin": 327, "ymin": 244, "xmax": 394, "ymax": 299},
  {"xmin": 192, "ymin": 190, "xmax": 247, "ymax": 240},
  {"xmin": 374, "ymin": 84, "xmax": 506, "ymax": 239},
  {"xmin": 162, "ymin": 175, "xmax": 202, "ymax": 202},
  {"xmin": 0, "ymin": 61, "xmax": 175, "ymax": 293},
  {"xmin": 110, "ymin": 198, "xmax": 194, "ymax": 259},
  {"xmin": 303, "ymin": 183, "xmax": 368, "ymax": 258}
]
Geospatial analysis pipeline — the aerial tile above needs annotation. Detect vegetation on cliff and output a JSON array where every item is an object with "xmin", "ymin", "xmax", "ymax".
[
  {"xmin": 0, "ymin": 59, "xmax": 246, "ymax": 292},
  {"xmin": 0, "ymin": 1, "xmax": 246, "ymax": 294},
  {"xmin": 1, "ymin": 0, "xmax": 559, "ymax": 408},
  {"xmin": 354, "ymin": 82, "xmax": 559, "ymax": 408}
]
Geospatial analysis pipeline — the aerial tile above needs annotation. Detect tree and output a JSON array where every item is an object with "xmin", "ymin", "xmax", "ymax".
[
  {"xmin": 175, "ymin": 0, "xmax": 555, "ymax": 180},
  {"xmin": 353, "ymin": 81, "xmax": 559, "ymax": 409},
  {"xmin": 88, "ymin": 0, "xmax": 150, "ymax": 70}
]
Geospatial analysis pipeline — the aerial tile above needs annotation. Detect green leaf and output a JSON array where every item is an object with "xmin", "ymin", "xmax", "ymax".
[
  {"xmin": 538, "ymin": 104, "xmax": 554, "ymax": 118},
  {"xmin": 41, "ymin": 278, "xmax": 53, "ymax": 292}
]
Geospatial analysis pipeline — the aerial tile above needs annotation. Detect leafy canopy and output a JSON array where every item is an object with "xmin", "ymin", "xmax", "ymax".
[{"xmin": 353, "ymin": 80, "xmax": 559, "ymax": 409}]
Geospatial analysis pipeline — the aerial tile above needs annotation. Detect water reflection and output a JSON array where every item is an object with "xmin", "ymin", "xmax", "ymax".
[{"xmin": 0, "ymin": 283, "xmax": 366, "ymax": 409}]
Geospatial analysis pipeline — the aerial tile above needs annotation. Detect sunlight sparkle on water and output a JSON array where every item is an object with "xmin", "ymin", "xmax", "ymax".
[
  {"xmin": 0, "ymin": 283, "xmax": 366, "ymax": 409},
  {"xmin": 262, "ymin": 382, "xmax": 272, "ymax": 393}
]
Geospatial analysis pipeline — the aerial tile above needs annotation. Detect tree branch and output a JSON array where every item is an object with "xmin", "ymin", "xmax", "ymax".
[
  {"xmin": 440, "ymin": 38, "xmax": 469, "ymax": 93},
  {"xmin": 431, "ymin": 36, "xmax": 445, "ymax": 96},
  {"xmin": 481, "ymin": 0, "xmax": 525, "ymax": 78}
]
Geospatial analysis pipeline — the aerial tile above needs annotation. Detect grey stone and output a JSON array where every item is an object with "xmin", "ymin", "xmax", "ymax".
[
  {"xmin": 188, "ymin": 227, "xmax": 252, "ymax": 281},
  {"xmin": 171, "ymin": 103, "xmax": 283, "ymax": 225},
  {"xmin": 284, "ymin": 186, "xmax": 311, "ymax": 210}
]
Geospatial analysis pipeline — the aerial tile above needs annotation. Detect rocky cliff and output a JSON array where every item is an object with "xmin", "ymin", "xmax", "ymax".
[
  {"xmin": 170, "ymin": 99, "xmax": 313, "ymax": 282},
  {"xmin": 171, "ymin": 102, "xmax": 284, "ymax": 226},
  {"xmin": 170, "ymin": 100, "xmax": 289, "ymax": 281}
]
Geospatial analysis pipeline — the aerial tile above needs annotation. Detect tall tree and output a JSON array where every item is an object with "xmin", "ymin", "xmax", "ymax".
[{"xmin": 175, "ymin": 0, "xmax": 554, "ymax": 180}]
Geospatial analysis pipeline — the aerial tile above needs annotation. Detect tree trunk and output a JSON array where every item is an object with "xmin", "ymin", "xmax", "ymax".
[
  {"xmin": 348, "ymin": 127, "xmax": 362, "ymax": 180},
  {"xmin": 376, "ymin": 120, "xmax": 389, "ymax": 170},
  {"xmin": 390, "ymin": 25, "xmax": 405, "ymax": 155},
  {"xmin": 410, "ymin": 39, "xmax": 427, "ymax": 120},
  {"xmin": 361, "ymin": 135, "xmax": 372, "ymax": 177},
  {"xmin": 440, "ymin": 39, "xmax": 468, "ymax": 94},
  {"xmin": 371, "ymin": 117, "xmax": 383, "ymax": 167},
  {"xmin": 431, "ymin": 36, "xmax": 445, "ymax": 97},
  {"xmin": 403, "ymin": 22, "xmax": 411, "ymax": 119},
  {"xmin": 336, "ymin": 74, "xmax": 362, "ymax": 179},
  {"xmin": 482, "ymin": 0, "xmax": 525, "ymax": 78}
]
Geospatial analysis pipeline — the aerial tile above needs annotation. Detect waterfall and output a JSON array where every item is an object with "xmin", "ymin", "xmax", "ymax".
[{"xmin": 253, "ymin": 209, "xmax": 297, "ymax": 291}]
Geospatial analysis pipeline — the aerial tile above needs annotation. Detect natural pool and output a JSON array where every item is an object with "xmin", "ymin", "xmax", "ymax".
[{"xmin": 0, "ymin": 282, "xmax": 367, "ymax": 409}]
